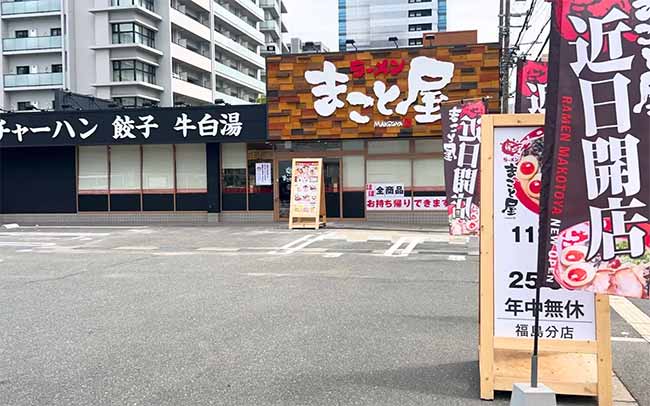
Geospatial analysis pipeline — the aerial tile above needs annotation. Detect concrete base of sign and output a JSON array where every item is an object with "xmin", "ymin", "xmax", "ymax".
[{"xmin": 509, "ymin": 383, "xmax": 557, "ymax": 406}]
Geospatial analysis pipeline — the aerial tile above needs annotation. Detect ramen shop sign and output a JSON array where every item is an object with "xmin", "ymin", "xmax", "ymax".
[{"xmin": 304, "ymin": 56, "xmax": 455, "ymax": 125}]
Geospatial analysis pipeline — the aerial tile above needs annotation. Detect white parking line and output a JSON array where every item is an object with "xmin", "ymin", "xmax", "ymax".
[
  {"xmin": 611, "ymin": 336, "xmax": 648, "ymax": 343},
  {"xmin": 114, "ymin": 246, "xmax": 158, "ymax": 251},
  {"xmin": 323, "ymin": 252, "xmax": 343, "ymax": 258},
  {"xmin": 384, "ymin": 237, "xmax": 408, "ymax": 257},
  {"xmin": 284, "ymin": 235, "xmax": 325, "ymax": 255},
  {"xmin": 610, "ymin": 296, "xmax": 650, "ymax": 343},
  {"xmin": 0, "ymin": 232, "xmax": 110, "ymax": 237},
  {"xmin": 0, "ymin": 242, "xmax": 56, "ymax": 247}
]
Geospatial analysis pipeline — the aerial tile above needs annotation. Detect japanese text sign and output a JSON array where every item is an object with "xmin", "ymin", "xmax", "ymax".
[
  {"xmin": 365, "ymin": 183, "xmax": 446, "ymax": 211},
  {"xmin": 0, "ymin": 105, "xmax": 267, "ymax": 147},
  {"xmin": 538, "ymin": 0, "xmax": 650, "ymax": 300},
  {"xmin": 266, "ymin": 45, "xmax": 500, "ymax": 140},
  {"xmin": 291, "ymin": 160, "xmax": 321, "ymax": 216},
  {"xmin": 442, "ymin": 100, "xmax": 487, "ymax": 235},
  {"xmin": 494, "ymin": 124, "xmax": 595, "ymax": 340},
  {"xmin": 515, "ymin": 60, "xmax": 548, "ymax": 114}
]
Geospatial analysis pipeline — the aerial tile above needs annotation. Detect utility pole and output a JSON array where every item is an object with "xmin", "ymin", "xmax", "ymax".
[{"xmin": 499, "ymin": 0, "xmax": 512, "ymax": 113}]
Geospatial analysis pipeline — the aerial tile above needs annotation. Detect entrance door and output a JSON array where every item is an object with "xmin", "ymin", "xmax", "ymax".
[
  {"xmin": 277, "ymin": 160, "xmax": 292, "ymax": 219},
  {"xmin": 323, "ymin": 158, "xmax": 341, "ymax": 219}
]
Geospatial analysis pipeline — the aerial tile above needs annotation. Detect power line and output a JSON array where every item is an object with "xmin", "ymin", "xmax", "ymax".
[
  {"xmin": 522, "ymin": 17, "xmax": 550, "ymax": 58},
  {"xmin": 535, "ymin": 35, "xmax": 550, "ymax": 61},
  {"xmin": 511, "ymin": 0, "xmax": 538, "ymax": 52}
]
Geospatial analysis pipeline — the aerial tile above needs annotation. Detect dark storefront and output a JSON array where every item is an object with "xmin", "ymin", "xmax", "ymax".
[{"xmin": 0, "ymin": 105, "xmax": 267, "ymax": 223}]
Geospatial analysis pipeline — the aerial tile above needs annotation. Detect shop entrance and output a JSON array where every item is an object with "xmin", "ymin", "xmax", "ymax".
[{"xmin": 276, "ymin": 158, "xmax": 342, "ymax": 220}]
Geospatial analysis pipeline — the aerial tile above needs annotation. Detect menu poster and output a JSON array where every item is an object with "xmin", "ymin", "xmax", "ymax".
[
  {"xmin": 493, "ymin": 124, "xmax": 595, "ymax": 340},
  {"xmin": 255, "ymin": 162, "xmax": 272, "ymax": 186},
  {"xmin": 537, "ymin": 0, "xmax": 650, "ymax": 299},
  {"xmin": 291, "ymin": 160, "xmax": 320, "ymax": 216}
]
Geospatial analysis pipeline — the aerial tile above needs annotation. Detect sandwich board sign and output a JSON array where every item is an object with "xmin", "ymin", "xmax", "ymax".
[
  {"xmin": 478, "ymin": 114, "xmax": 612, "ymax": 405},
  {"xmin": 288, "ymin": 158, "xmax": 326, "ymax": 230}
]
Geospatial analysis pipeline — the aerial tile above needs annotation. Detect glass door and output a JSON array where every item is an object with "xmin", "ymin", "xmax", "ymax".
[
  {"xmin": 277, "ymin": 160, "xmax": 292, "ymax": 219},
  {"xmin": 324, "ymin": 158, "xmax": 341, "ymax": 219}
]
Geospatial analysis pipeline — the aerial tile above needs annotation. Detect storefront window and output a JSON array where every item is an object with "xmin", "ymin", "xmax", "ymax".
[
  {"xmin": 367, "ymin": 159, "xmax": 412, "ymax": 188},
  {"xmin": 414, "ymin": 139, "xmax": 443, "ymax": 153},
  {"xmin": 78, "ymin": 146, "xmax": 108, "ymax": 193},
  {"xmin": 78, "ymin": 144, "xmax": 208, "ymax": 212},
  {"xmin": 342, "ymin": 140, "xmax": 364, "ymax": 151},
  {"xmin": 176, "ymin": 144, "xmax": 206, "ymax": 192},
  {"xmin": 367, "ymin": 140, "xmax": 410, "ymax": 154},
  {"xmin": 413, "ymin": 158, "xmax": 445, "ymax": 188},
  {"xmin": 221, "ymin": 143, "xmax": 247, "ymax": 210},
  {"xmin": 342, "ymin": 156, "xmax": 365, "ymax": 188},
  {"xmin": 110, "ymin": 145, "xmax": 141, "ymax": 193},
  {"xmin": 142, "ymin": 145, "xmax": 173, "ymax": 192}
]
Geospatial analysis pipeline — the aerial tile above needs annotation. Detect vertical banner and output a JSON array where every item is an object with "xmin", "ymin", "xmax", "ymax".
[
  {"xmin": 515, "ymin": 60, "xmax": 548, "ymax": 114},
  {"xmin": 538, "ymin": 0, "xmax": 650, "ymax": 299},
  {"xmin": 442, "ymin": 99, "xmax": 487, "ymax": 235}
]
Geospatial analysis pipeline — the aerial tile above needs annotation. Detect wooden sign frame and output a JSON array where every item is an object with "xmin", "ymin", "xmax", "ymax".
[
  {"xmin": 288, "ymin": 158, "xmax": 327, "ymax": 230},
  {"xmin": 479, "ymin": 114, "xmax": 612, "ymax": 405}
]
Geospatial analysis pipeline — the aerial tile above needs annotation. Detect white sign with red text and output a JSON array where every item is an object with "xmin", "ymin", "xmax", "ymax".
[{"xmin": 366, "ymin": 183, "xmax": 446, "ymax": 211}]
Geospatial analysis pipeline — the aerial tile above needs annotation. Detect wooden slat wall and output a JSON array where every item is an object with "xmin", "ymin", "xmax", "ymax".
[{"xmin": 266, "ymin": 44, "xmax": 501, "ymax": 140}]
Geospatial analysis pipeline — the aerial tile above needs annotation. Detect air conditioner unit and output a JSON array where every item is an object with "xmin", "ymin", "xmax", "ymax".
[
  {"xmin": 31, "ymin": 65, "xmax": 38, "ymax": 73},
  {"xmin": 177, "ymin": 4, "xmax": 186, "ymax": 13},
  {"xmin": 179, "ymin": 72, "xmax": 188, "ymax": 81},
  {"xmin": 29, "ymin": 29, "xmax": 38, "ymax": 37},
  {"xmin": 177, "ymin": 38, "xmax": 187, "ymax": 47},
  {"xmin": 31, "ymin": 101, "xmax": 39, "ymax": 108}
]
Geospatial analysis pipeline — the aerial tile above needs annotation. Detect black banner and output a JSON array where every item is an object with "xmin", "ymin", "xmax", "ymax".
[
  {"xmin": 0, "ymin": 105, "xmax": 267, "ymax": 147},
  {"xmin": 538, "ymin": 0, "xmax": 650, "ymax": 300},
  {"xmin": 515, "ymin": 59, "xmax": 548, "ymax": 114},
  {"xmin": 441, "ymin": 99, "xmax": 487, "ymax": 236}
]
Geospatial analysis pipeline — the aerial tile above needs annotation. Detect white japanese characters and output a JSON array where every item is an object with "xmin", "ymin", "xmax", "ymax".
[
  {"xmin": 304, "ymin": 56, "xmax": 455, "ymax": 125},
  {"xmin": 568, "ymin": 5, "xmax": 649, "ymax": 262}
]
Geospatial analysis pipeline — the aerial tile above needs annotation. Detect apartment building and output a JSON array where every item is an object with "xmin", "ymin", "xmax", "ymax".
[
  {"xmin": 0, "ymin": 0, "xmax": 287, "ymax": 111},
  {"xmin": 338, "ymin": 0, "xmax": 447, "ymax": 51}
]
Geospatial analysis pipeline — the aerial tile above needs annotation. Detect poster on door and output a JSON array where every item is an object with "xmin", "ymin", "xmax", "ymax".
[
  {"xmin": 255, "ymin": 162, "xmax": 272, "ymax": 186},
  {"xmin": 493, "ymin": 125, "xmax": 595, "ymax": 340}
]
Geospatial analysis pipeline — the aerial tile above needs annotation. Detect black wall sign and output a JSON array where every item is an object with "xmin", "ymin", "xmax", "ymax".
[{"xmin": 0, "ymin": 105, "xmax": 267, "ymax": 147}]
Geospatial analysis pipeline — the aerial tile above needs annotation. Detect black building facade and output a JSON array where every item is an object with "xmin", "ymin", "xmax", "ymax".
[{"xmin": 0, "ymin": 105, "xmax": 267, "ymax": 221}]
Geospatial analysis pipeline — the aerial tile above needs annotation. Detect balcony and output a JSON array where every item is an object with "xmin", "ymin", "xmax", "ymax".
[
  {"xmin": 231, "ymin": 0, "xmax": 264, "ymax": 21},
  {"xmin": 214, "ymin": 89, "xmax": 250, "ymax": 105},
  {"xmin": 214, "ymin": 30, "xmax": 264, "ymax": 68},
  {"xmin": 171, "ymin": 43, "xmax": 211, "ymax": 73},
  {"xmin": 214, "ymin": 60, "xmax": 264, "ymax": 93},
  {"xmin": 172, "ymin": 77, "xmax": 212, "ymax": 103},
  {"xmin": 259, "ymin": 0, "xmax": 279, "ymax": 18},
  {"xmin": 1, "ymin": 0, "xmax": 60, "ymax": 16},
  {"xmin": 3, "ymin": 35, "xmax": 62, "ymax": 52},
  {"xmin": 259, "ymin": 20, "xmax": 280, "ymax": 40},
  {"xmin": 213, "ymin": 1, "xmax": 264, "ymax": 45},
  {"xmin": 4, "ymin": 72, "xmax": 63, "ymax": 88}
]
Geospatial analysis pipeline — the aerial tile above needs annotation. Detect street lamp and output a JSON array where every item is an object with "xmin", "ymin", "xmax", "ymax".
[
  {"xmin": 345, "ymin": 39, "xmax": 357, "ymax": 51},
  {"xmin": 388, "ymin": 36, "xmax": 399, "ymax": 48}
]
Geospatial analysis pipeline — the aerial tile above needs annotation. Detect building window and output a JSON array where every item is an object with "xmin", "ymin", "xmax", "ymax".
[
  {"xmin": 111, "ymin": 0, "xmax": 155, "ymax": 12},
  {"xmin": 409, "ymin": 38, "xmax": 423, "ymax": 46},
  {"xmin": 15, "ymin": 30, "xmax": 28, "ymax": 38},
  {"xmin": 408, "ymin": 23, "xmax": 433, "ymax": 32},
  {"xmin": 112, "ymin": 60, "xmax": 156, "ymax": 84},
  {"xmin": 16, "ymin": 101, "xmax": 33, "ymax": 111},
  {"xmin": 50, "ymin": 28, "xmax": 61, "ymax": 36},
  {"xmin": 409, "ymin": 9, "xmax": 432, "ymax": 17},
  {"xmin": 78, "ymin": 144, "xmax": 207, "ymax": 212},
  {"xmin": 111, "ymin": 22, "xmax": 155, "ymax": 48},
  {"xmin": 51, "ymin": 64, "xmax": 63, "ymax": 73},
  {"xmin": 112, "ymin": 96, "xmax": 155, "ymax": 107},
  {"xmin": 221, "ymin": 143, "xmax": 247, "ymax": 210},
  {"xmin": 16, "ymin": 66, "xmax": 30, "ymax": 75}
]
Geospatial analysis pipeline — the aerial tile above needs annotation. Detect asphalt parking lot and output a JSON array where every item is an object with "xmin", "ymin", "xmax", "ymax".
[{"xmin": 0, "ymin": 225, "xmax": 648, "ymax": 405}]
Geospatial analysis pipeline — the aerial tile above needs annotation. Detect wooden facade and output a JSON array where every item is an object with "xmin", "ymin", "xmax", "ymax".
[{"xmin": 266, "ymin": 44, "xmax": 501, "ymax": 140}]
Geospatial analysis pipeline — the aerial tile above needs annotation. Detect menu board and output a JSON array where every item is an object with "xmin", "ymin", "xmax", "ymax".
[
  {"xmin": 255, "ymin": 162, "xmax": 272, "ymax": 186},
  {"xmin": 493, "ymin": 125, "xmax": 595, "ymax": 340},
  {"xmin": 289, "ymin": 159, "xmax": 326, "ymax": 229}
]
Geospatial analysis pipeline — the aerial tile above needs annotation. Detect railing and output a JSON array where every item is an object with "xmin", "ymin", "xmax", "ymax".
[
  {"xmin": 4, "ymin": 72, "xmax": 63, "ymax": 87},
  {"xmin": 1, "ymin": 0, "xmax": 61, "ymax": 15},
  {"xmin": 3, "ymin": 35, "xmax": 62, "ymax": 51},
  {"xmin": 111, "ymin": 0, "xmax": 154, "ymax": 12},
  {"xmin": 259, "ymin": 20, "xmax": 278, "ymax": 32}
]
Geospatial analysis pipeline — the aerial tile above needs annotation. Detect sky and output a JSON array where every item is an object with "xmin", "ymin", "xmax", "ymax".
[{"xmin": 282, "ymin": 0, "xmax": 500, "ymax": 51}]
